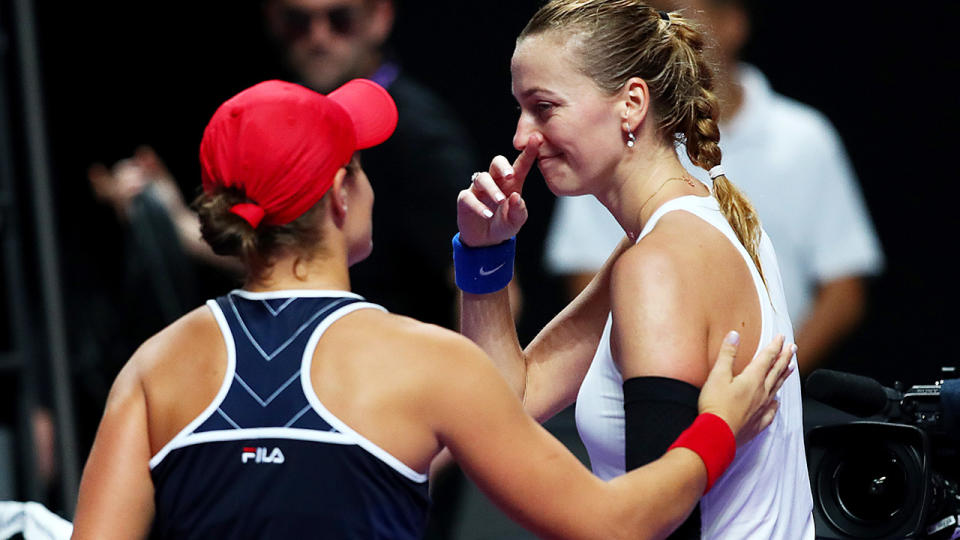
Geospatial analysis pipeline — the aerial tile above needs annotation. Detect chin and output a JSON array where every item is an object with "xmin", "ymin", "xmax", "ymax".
[
  {"xmin": 297, "ymin": 60, "xmax": 341, "ymax": 94},
  {"xmin": 542, "ymin": 171, "xmax": 585, "ymax": 197},
  {"xmin": 539, "ymin": 162, "xmax": 584, "ymax": 197}
]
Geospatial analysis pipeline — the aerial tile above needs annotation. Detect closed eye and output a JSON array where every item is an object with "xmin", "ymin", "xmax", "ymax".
[{"xmin": 535, "ymin": 102, "xmax": 555, "ymax": 115}]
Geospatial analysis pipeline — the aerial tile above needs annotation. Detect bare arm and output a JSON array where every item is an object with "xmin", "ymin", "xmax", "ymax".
[
  {"xmin": 457, "ymin": 138, "xmax": 631, "ymax": 421},
  {"xmin": 430, "ymin": 339, "xmax": 701, "ymax": 540},
  {"xmin": 610, "ymin": 227, "xmax": 792, "ymax": 446},
  {"xmin": 426, "ymin": 329, "xmax": 793, "ymax": 539},
  {"xmin": 609, "ymin": 242, "xmax": 710, "ymax": 386},
  {"xmin": 460, "ymin": 236, "xmax": 633, "ymax": 422},
  {"xmin": 794, "ymin": 276, "xmax": 865, "ymax": 376},
  {"xmin": 72, "ymin": 359, "xmax": 154, "ymax": 539}
]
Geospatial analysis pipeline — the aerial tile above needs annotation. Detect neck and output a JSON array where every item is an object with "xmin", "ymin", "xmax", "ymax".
[
  {"xmin": 598, "ymin": 146, "xmax": 705, "ymax": 242},
  {"xmin": 357, "ymin": 51, "xmax": 384, "ymax": 81},
  {"xmin": 244, "ymin": 251, "xmax": 352, "ymax": 293}
]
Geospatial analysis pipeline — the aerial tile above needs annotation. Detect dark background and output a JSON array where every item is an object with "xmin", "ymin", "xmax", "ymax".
[
  {"xmin": 23, "ymin": 0, "xmax": 958, "ymax": 380},
  {"xmin": 2, "ymin": 0, "xmax": 958, "ymax": 511}
]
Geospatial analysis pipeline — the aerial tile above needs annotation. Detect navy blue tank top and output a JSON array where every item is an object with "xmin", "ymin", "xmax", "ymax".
[{"xmin": 149, "ymin": 290, "xmax": 430, "ymax": 539}]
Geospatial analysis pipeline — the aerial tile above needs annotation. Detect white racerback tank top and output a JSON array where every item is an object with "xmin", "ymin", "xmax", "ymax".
[{"xmin": 574, "ymin": 195, "xmax": 814, "ymax": 539}]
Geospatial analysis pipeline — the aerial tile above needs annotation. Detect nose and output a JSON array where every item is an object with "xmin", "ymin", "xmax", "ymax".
[
  {"xmin": 513, "ymin": 113, "xmax": 536, "ymax": 152},
  {"xmin": 307, "ymin": 13, "xmax": 335, "ymax": 43}
]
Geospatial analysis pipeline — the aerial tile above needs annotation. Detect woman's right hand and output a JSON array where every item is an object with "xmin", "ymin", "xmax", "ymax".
[
  {"xmin": 698, "ymin": 332, "xmax": 797, "ymax": 447},
  {"xmin": 456, "ymin": 136, "xmax": 541, "ymax": 247}
]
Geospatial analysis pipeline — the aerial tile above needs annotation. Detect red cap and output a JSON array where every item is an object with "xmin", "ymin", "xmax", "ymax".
[{"xmin": 199, "ymin": 79, "xmax": 398, "ymax": 227}]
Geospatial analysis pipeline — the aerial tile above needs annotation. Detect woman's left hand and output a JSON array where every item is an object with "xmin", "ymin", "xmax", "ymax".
[
  {"xmin": 698, "ymin": 332, "xmax": 796, "ymax": 447},
  {"xmin": 456, "ymin": 136, "xmax": 541, "ymax": 247}
]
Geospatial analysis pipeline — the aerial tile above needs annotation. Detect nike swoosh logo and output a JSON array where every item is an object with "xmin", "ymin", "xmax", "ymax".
[{"xmin": 478, "ymin": 263, "xmax": 506, "ymax": 276}]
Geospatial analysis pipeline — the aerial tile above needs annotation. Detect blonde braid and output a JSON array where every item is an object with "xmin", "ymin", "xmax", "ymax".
[{"xmin": 669, "ymin": 14, "xmax": 765, "ymax": 282}]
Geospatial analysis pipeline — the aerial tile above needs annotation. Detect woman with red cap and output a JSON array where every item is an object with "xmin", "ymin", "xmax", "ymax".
[{"xmin": 71, "ymin": 79, "xmax": 794, "ymax": 539}]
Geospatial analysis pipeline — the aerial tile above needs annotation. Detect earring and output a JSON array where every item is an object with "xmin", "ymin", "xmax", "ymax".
[{"xmin": 627, "ymin": 131, "xmax": 636, "ymax": 148}]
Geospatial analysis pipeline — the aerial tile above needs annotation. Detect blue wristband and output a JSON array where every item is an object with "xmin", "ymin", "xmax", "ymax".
[{"xmin": 452, "ymin": 233, "xmax": 516, "ymax": 294}]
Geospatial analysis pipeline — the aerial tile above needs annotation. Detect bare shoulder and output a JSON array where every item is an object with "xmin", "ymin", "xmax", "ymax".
[
  {"xmin": 131, "ymin": 305, "xmax": 222, "ymax": 378},
  {"xmin": 612, "ymin": 229, "xmax": 688, "ymax": 299},
  {"xmin": 610, "ymin": 218, "xmax": 710, "ymax": 384},
  {"xmin": 322, "ymin": 309, "xmax": 504, "ymax": 409},
  {"xmin": 341, "ymin": 311, "xmax": 531, "ymax": 435},
  {"xmin": 612, "ymin": 209, "xmax": 719, "ymax": 295},
  {"xmin": 334, "ymin": 308, "xmax": 489, "ymax": 371},
  {"xmin": 610, "ymin": 235, "xmax": 696, "ymax": 335},
  {"xmin": 100, "ymin": 306, "xmax": 217, "ymax": 421},
  {"xmin": 125, "ymin": 305, "xmax": 227, "ymax": 451},
  {"xmin": 321, "ymin": 308, "xmax": 505, "ymax": 431}
]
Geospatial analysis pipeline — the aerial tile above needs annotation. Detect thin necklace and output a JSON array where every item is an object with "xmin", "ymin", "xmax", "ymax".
[
  {"xmin": 628, "ymin": 175, "xmax": 698, "ymax": 241},
  {"xmin": 638, "ymin": 175, "xmax": 697, "ymax": 214}
]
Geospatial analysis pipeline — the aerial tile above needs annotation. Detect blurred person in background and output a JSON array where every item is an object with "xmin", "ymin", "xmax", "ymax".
[
  {"xmin": 543, "ymin": 0, "xmax": 884, "ymax": 376},
  {"xmin": 264, "ymin": 0, "xmax": 478, "ymax": 328}
]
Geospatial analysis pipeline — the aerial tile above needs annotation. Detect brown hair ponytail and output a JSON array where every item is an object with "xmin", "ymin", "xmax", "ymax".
[{"xmin": 193, "ymin": 187, "xmax": 327, "ymax": 279}]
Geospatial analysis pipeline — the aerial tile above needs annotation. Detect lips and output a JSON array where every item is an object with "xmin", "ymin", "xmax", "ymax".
[{"xmin": 538, "ymin": 153, "xmax": 562, "ymax": 164}]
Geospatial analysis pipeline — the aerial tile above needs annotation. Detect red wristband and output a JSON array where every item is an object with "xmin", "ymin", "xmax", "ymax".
[{"xmin": 667, "ymin": 413, "xmax": 736, "ymax": 494}]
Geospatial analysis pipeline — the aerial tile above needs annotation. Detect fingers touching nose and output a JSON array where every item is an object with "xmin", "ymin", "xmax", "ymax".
[{"xmin": 513, "ymin": 115, "xmax": 539, "ymax": 152}]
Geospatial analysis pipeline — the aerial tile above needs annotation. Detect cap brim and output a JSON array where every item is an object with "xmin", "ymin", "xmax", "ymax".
[{"xmin": 328, "ymin": 79, "xmax": 398, "ymax": 150}]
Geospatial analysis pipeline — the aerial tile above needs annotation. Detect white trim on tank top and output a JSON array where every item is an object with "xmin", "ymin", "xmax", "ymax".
[
  {"xmin": 642, "ymin": 194, "xmax": 771, "ymax": 359},
  {"xmin": 229, "ymin": 288, "xmax": 365, "ymax": 301},
  {"xmin": 150, "ymin": 299, "xmax": 241, "ymax": 469},
  {"xmin": 300, "ymin": 302, "xmax": 430, "ymax": 483},
  {"xmin": 149, "ymin": 291, "xmax": 367, "ymax": 470}
]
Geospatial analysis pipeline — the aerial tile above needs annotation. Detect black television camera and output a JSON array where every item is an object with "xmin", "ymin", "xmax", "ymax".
[{"xmin": 805, "ymin": 368, "xmax": 960, "ymax": 539}]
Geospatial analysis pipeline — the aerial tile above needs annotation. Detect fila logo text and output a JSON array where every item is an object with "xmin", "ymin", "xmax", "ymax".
[{"xmin": 241, "ymin": 447, "xmax": 285, "ymax": 464}]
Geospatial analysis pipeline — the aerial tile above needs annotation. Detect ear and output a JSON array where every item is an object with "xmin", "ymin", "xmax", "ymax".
[
  {"xmin": 366, "ymin": 0, "xmax": 395, "ymax": 45},
  {"xmin": 329, "ymin": 166, "xmax": 351, "ymax": 226},
  {"xmin": 620, "ymin": 77, "xmax": 651, "ymax": 133}
]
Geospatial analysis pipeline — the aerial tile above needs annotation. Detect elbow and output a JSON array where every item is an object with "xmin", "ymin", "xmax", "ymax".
[
  {"xmin": 584, "ymin": 497, "xmax": 661, "ymax": 540},
  {"xmin": 836, "ymin": 278, "xmax": 867, "ymax": 329},
  {"xmin": 517, "ymin": 355, "xmax": 534, "ymax": 403},
  {"xmin": 847, "ymin": 289, "xmax": 867, "ymax": 328},
  {"xmin": 827, "ymin": 276, "xmax": 869, "ymax": 330}
]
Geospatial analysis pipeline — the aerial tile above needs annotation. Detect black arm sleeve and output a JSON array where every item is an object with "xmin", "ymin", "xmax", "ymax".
[{"xmin": 623, "ymin": 376, "xmax": 702, "ymax": 539}]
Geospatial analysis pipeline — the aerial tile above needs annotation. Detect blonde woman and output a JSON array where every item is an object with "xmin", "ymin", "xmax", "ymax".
[{"xmin": 455, "ymin": 1, "xmax": 813, "ymax": 537}]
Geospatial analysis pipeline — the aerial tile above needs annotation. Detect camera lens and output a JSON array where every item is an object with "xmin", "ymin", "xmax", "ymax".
[
  {"xmin": 807, "ymin": 422, "xmax": 934, "ymax": 538},
  {"xmin": 815, "ymin": 440, "xmax": 925, "ymax": 538},
  {"xmin": 833, "ymin": 449, "xmax": 908, "ymax": 523}
]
